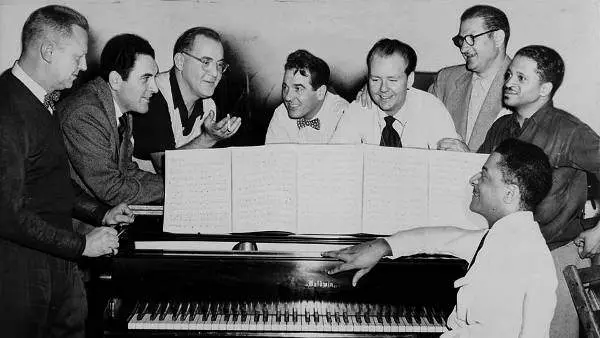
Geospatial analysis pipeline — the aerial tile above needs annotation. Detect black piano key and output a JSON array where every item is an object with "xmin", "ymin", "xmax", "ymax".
[
  {"xmin": 314, "ymin": 310, "xmax": 319, "ymax": 323},
  {"xmin": 233, "ymin": 314, "xmax": 239, "ymax": 323},
  {"xmin": 241, "ymin": 314, "xmax": 248, "ymax": 323},
  {"xmin": 253, "ymin": 313, "xmax": 260, "ymax": 323},
  {"xmin": 150, "ymin": 303, "xmax": 162, "ymax": 321},
  {"xmin": 180, "ymin": 302, "xmax": 190, "ymax": 321},
  {"xmin": 363, "ymin": 313, "xmax": 371, "ymax": 324},
  {"xmin": 190, "ymin": 302, "xmax": 199, "ymax": 321},
  {"xmin": 172, "ymin": 302, "xmax": 182, "ymax": 321},
  {"xmin": 159, "ymin": 302, "xmax": 172, "ymax": 321},
  {"xmin": 304, "ymin": 311, "xmax": 310, "ymax": 323},
  {"xmin": 355, "ymin": 314, "xmax": 362, "ymax": 324}
]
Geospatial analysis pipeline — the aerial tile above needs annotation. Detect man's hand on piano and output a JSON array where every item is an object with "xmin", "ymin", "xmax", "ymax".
[
  {"xmin": 321, "ymin": 238, "xmax": 392, "ymax": 287},
  {"xmin": 83, "ymin": 226, "xmax": 120, "ymax": 257},
  {"xmin": 102, "ymin": 203, "xmax": 135, "ymax": 226}
]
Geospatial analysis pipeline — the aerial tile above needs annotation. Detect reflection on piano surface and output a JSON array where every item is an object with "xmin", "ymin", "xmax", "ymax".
[{"xmin": 86, "ymin": 216, "xmax": 467, "ymax": 337}]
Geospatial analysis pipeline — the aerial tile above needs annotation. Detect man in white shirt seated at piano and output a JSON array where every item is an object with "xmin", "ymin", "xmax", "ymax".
[
  {"xmin": 265, "ymin": 49, "xmax": 349, "ymax": 144},
  {"xmin": 330, "ymin": 38, "xmax": 461, "ymax": 149},
  {"xmin": 323, "ymin": 138, "xmax": 558, "ymax": 337}
]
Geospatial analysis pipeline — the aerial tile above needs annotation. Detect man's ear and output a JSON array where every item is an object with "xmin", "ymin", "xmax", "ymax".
[
  {"xmin": 493, "ymin": 30, "xmax": 506, "ymax": 48},
  {"xmin": 108, "ymin": 70, "xmax": 123, "ymax": 91},
  {"xmin": 503, "ymin": 184, "xmax": 520, "ymax": 205},
  {"xmin": 540, "ymin": 82, "xmax": 553, "ymax": 97},
  {"xmin": 316, "ymin": 84, "xmax": 327, "ymax": 100},
  {"xmin": 407, "ymin": 72, "xmax": 415, "ymax": 88},
  {"xmin": 174, "ymin": 53, "xmax": 185, "ymax": 71},
  {"xmin": 40, "ymin": 39, "xmax": 55, "ymax": 63}
]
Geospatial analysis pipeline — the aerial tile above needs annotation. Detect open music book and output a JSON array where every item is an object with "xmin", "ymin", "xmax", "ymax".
[{"xmin": 163, "ymin": 144, "xmax": 488, "ymax": 235}]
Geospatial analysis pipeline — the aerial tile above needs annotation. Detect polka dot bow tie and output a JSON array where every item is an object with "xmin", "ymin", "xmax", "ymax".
[
  {"xmin": 43, "ymin": 91, "xmax": 60, "ymax": 111},
  {"xmin": 296, "ymin": 117, "xmax": 320, "ymax": 130}
]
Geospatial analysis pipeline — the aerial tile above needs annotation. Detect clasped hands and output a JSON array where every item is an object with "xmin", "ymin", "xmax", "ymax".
[{"xmin": 82, "ymin": 203, "xmax": 135, "ymax": 257}]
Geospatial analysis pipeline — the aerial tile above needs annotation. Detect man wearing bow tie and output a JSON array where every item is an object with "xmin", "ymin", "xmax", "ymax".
[
  {"xmin": 331, "ymin": 39, "xmax": 460, "ymax": 149},
  {"xmin": 265, "ymin": 49, "xmax": 349, "ymax": 144}
]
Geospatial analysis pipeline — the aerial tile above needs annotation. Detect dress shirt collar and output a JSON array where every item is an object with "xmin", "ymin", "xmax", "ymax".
[
  {"xmin": 489, "ymin": 210, "xmax": 536, "ymax": 235},
  {"xmin": 11, "ymin": 61, "xmax": 48, "ymax": 108},
  {"xmin": 170, "ymin": 67, "xmax": 204, "ymax": 134},
  {"xmin": 113, "ymin": 97, "xmax": 124, "ymax": 126},
  {"xmin": 376, "ymin": 89, "xmax": 415, "ymax": 127}
]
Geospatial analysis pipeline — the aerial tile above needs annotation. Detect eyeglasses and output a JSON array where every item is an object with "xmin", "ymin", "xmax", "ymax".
[
  {"xmin": 452, "ymin": 29, "xmax": 499, "ymax": 48},
  {"xmin": 181, "ymin": 51, "xmax": 229, "ymax": 74}
]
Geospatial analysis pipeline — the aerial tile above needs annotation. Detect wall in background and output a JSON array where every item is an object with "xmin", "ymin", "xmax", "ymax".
[{"xmin": 1, "ymin": 0, "xmax": 599, "ymax": 140}]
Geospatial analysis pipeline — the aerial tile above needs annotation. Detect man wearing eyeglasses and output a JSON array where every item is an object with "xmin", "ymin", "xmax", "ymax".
[
  {"xmin": 57, "ymin": 34, "xmax": 164, "ymax": 205},
  {"xmin": 430, "ymin": 5, "xmax": 511, "ymax": 152},
  {"xmin": 132, "ymin": 27, "xmax": 241, "ymax": 174}
]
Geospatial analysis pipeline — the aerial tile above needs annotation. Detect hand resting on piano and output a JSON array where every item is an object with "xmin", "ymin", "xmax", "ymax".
[{"xmin": 322, "ymin": 238, "xmax": 392, "ymax": 287}]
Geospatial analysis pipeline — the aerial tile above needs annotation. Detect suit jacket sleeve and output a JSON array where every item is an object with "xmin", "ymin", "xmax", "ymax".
[
  {"xmin": 61, "ymin": 103, "xmax": 164, "ymax": 205},
  {"xmin": 0, "ymin": 103, "xmax": 85, "ymax": 259},
  {"xmin": 71, "ymin": 179, "xmax": 110, "ymax": 226}
]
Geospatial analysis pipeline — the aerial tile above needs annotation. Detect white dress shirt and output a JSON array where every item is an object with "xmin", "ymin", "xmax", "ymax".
[
  {"xmin": 265, "ymin": 91, "xmax": 349, "ymax": 144},
  {"xmin": 385, "ymin": 211, "xmax": 557, "ymax": 338},
  {"xmin": 331, "ymin": 88, "xmax": 459, "ymax": 149}
]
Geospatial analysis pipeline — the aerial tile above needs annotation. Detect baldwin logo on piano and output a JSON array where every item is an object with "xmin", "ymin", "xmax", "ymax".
[{"xmin": 305, "ymin": 280, "xmax": 339, "ymax": 289}]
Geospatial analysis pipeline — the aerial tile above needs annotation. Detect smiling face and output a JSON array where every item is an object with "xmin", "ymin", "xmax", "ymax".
[
  {"xmin": 503, "ymin": 55, "xmax": 550, "ymax": 113},
  {"xmin": 179, "ymin": 35, "xmax": 224, "ymax": 100},
  {"xmin": 281, "ymin": 68, "xmax": 324, "ymax": 120},
  {"xmin": 113, "ymin": 54, "xmax": 158, "ymax": 114},
  {"xmin": 458, "ymin": 17, "xmax": 500, "ymax": 75},
  {"xmin": 367, "ymin": 53, "xmax": 412, "ymax": 116},
  {"xmin": 468, "ymin": 152, "xmax": 510, "ymax": 226},
  {"xmin": 49, "ymin": 25, "xmax": 88, "ymax": 91}
]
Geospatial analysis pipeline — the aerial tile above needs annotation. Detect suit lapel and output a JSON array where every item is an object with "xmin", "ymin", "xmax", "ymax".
[
  {"xmin": 468, "ymin": 56, "xmax": 511, "ymax": 150},
  {"xmin": 451, "ymin": 70, "xmax": 473, "ymax": 141},
  {"xmin": 92, "ymin": 77, "xmax": 126, "ymax": 160}
]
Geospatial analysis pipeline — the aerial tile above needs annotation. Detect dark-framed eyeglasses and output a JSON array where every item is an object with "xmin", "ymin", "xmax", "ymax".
[
  {"xmin": 452, "ymin": 29, "xmax": 499, "ymax": 48},
  {"xmin": 182, "ymin": 51, "xmax": 229, "ymax": 74}
]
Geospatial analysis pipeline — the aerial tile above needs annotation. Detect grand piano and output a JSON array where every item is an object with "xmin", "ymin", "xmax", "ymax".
[{"xmin": 86, "ymin": 214, "xmax": 468, "ymax": 337}]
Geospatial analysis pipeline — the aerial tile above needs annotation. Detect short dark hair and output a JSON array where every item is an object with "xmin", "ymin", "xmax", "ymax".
[
  {"xmin": 284, "ymin": 49, "xmax": 330, "ymax": 90},
  {"xmin": 493, "ymin": 138, "xmax": 552, "ymax": 212},
  {"xmin": 515, "ymin": 45, "xmax": 565, "ymax": 98},
  {"xmin": 21, "ymin": 5, "xmax": 89, "ymax": 52},
  {"xmin": 461, "ymin": 5, "xmax": 510, "ymax": 47},
  {"xmin": 173, "ymin": 27, "xmax": 222, "ymax": 57},
  {"xmin": 100, "ymin": 34, "xmax": 155, "ymax": 82},
  {"xmin": 366, "ymin": 39, "xmax": 417, "ymax": 75}
]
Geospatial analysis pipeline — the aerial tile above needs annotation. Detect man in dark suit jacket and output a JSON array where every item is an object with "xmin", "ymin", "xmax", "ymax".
[
  {"xmin": 57, "ymin": 34, "xmax": 164, "ymax": 206},
  {"xmin": 430, "ymin": 5, "xmax": 511, "ymax": 152},
  {"xmin": 0, "ymin": 5, "xmax": 134, "ymax": 337}
]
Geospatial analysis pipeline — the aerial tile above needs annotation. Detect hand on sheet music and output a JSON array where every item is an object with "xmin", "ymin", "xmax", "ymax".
[
  {"xmin": 203, "ymin": 110, "xmax": 242, "ymax": 142},
  {"xmin": 82, "ymin": 226, "xmax": 120, "ymax": 257},
  {"xmin": 356, "ymin": 83, "xmax": 373, "ymax": 109},
  {"xmin": 102, "ymin": 203, "xmax": 135, "ymax": 226},
  {"xmin": 322, "ymin": 238, "xmax": 392, "ymax": 287},
  {"xmin": 436, "ymin": 138, "xmax": 470, "ymax": 152},
  {"xmin": 574, "ymin": 223, "xmax": 600, "ymax": 258}
]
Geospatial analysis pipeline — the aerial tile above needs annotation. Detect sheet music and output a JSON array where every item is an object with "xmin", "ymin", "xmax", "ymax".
[
  {"xmin": 362, "ymin": 146, "xmax": 429, "ymax": 235},
  {"xmin": 428, "ymin": 150, "xmax": 488, "ymax": 230},
  {"xmin": 231, "ymin": 146, "xmax": 297, "ymax": 232},
  {"xmin": 163, "ymin": 149, "xmax": 232, "ymax": 234},
  {"xmin": 296, "ymin": 145, "xmax": 363, "ymax": 234}
]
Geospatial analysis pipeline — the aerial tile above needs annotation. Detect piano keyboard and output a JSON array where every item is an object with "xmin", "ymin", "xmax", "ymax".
[{"xmin": 126, "ymin": 300, "xmax": 448, "ymax": 333}]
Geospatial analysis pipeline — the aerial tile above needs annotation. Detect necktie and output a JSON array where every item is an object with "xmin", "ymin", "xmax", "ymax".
[
  {"xmin": 43, "ymin": 91, "xmax": 60, "ymax": 111},
  {"xmin": 297, "ymin": 118, "xmax": 320, "ymax": 130},
  {"xmin": 380, "ymin": 115, "xmax": 402, "ymax": 147},
  {"xmin": 467, "ymin": 231, "xmax": 489, "ymax": 272},
  {"xmin": 118, "ymin": 114, "xmax": 129, "ymax": 144}
]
